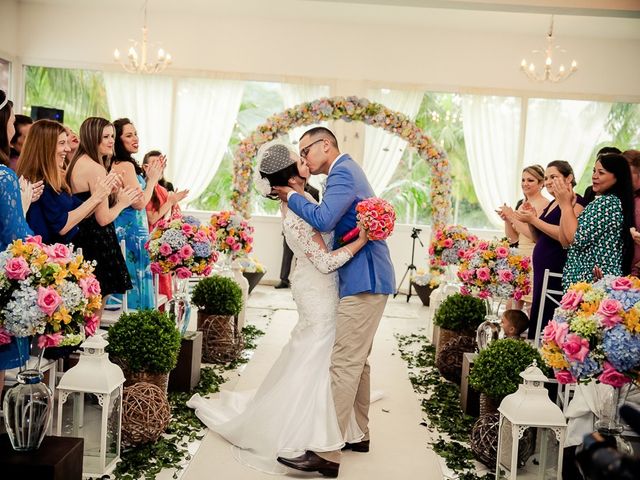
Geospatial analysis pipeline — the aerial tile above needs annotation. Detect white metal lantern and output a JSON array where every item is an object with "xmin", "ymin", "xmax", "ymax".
[
  {"xmin": 496, "ymin": 361, "xmax": 567, "ymax": 479},
  {"xmin": 56, "ymin": 335, "xmax": 125, "ymax": 477}
]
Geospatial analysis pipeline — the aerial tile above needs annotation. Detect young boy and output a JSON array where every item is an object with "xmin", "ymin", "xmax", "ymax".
[{"xmin": 501, "ymin": 309, "xmax": 529, "ymax": 339}]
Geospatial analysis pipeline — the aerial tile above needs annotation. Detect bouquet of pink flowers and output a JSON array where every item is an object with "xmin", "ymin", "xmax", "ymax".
[
  {"xmin": 429, "ymin": 225, "xmax": 477, "ymax": 269},
  {"xmin": 147, "ymin": 214, "xmax": 217, "ymax": 278},
  {"xmin": 341, "ymin": 198, "xmax": 396, "ymax": 243},
  {"xmin": 210, "ymin": 211, "xmax": 254, "ymax": 258},
  {"xmin": 457, "ymin": 238, "xmax": 531, "ymax": 301},
  {"xmin": 541, "ymin": 275, "xmax": 640, "ymax": 386},
  {"xmin": 0, "ymin": 236, "xmax": 102, "ymax": 349}
]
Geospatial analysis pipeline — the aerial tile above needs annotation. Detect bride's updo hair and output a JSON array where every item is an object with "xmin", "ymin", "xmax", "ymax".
[{"xmin": 255, "ymin": 141, "xmax": 301, "ymax": 198}]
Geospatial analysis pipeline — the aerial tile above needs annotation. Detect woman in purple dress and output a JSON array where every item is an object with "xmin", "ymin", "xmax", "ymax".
[{"xmin": 514, "ymin": 160, "xmax": 587, "ymax": 340}]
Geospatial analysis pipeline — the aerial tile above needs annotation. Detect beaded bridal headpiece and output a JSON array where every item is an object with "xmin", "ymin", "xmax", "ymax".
[{"xmin": 253, "ymin": 139, "xmax": 298, "ymax": 197}]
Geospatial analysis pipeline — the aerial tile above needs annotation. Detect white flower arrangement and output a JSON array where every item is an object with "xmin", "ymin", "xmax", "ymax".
[
  {"xmin": 412, "ymin": 269, "xmax": 441, "ymax": 288},
  {"xmin": 238, "ymin": 256, "xmax": 265, "ymax": 273}
]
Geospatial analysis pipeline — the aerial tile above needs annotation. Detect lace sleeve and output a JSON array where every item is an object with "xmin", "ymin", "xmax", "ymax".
[
  {"xmin": 284, "ymin": 212, "xmax": 352, "ymax": 274},
  {"xmin": 0, "ymin": 166, "xmax": 33, "ymax": 249}
]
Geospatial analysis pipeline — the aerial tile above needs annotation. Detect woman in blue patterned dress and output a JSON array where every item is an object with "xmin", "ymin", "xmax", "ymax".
[
  {"xmin": 0, "ymin": 91, "xmax": 35, "ymax": 389},
  {"xmin": 109, "ymin": 118, "xmax": 164, "ymax": 310},
  {"xmin": 557, "ymin": 154, "xmax": 635, "ymax": 290}
]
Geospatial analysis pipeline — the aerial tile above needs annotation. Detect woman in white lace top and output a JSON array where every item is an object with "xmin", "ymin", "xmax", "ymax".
[{"xmin": 188, "ymin": 141, "xmax": 368, "ymax": 475}]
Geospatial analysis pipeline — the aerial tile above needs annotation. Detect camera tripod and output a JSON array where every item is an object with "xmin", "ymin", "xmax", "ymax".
[{"xmin": 394, "ymin": 227, "xmax": 424, "ymax": 302}]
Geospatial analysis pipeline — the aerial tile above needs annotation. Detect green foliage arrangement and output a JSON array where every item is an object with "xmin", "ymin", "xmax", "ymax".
[
  {"xmin": 107, "ymin": 310, "xmax": 181, "ymax": 374},
  {"xmin": 191, "ymin": 275, "xmax": 243, "ymax": 316},
  {"xmin": 433, "ymin": 293, "xmax": 486, "ymax": 334},
  {"xmin": 468, "ymin": 338, "xmax": 547, "ymax": 400}
]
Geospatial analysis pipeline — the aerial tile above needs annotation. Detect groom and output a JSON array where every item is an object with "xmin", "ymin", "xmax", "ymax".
[{"xmin": 274, "ymin": 127, "xmax": 395, "ymax": 477}]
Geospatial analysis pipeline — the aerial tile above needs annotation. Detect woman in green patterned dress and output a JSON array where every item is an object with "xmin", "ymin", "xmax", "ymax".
[{"xmin": 556, "ymin": 153, "xmax": 635, "ymax": 291}]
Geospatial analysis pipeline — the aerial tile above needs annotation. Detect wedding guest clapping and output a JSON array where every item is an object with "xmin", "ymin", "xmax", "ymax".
[
  {"xmin": 513, "ymin": 161, "xmax": 586, "ymax": 339},
  {"xmin": 622, "ymin": 150, "xmax": 640, "ymax": 275},
  {"xmin": 558, "ymin": 154, "xmax": 634, "ymax": 290}
]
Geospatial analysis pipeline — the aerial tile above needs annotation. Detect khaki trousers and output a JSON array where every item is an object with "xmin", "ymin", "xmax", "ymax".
[{"xmin": 318, "ymin": 293, "xmax": 388, "ymax": 464}]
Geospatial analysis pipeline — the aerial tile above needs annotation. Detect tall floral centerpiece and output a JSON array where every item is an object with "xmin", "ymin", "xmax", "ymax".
[
  {"xmin": 146, "ymin": 214, "xmax": 217, "ymax": 334},
  {"xmin": 457, "ymin": 239, "xmax": 531, "ymax": 349},
  {"xmin": 0, "ymin": 236, "xmax": 102, "ymax": 451},
  {"xmin": 210, "ymin": 211, "xmax": 254, "ymax": 264},
  {"xmin": 429, "ymin": 225, "xmax": 477, "ymax": 284},
  {"xmin": 540, "ymin": 275, "xmax": 640, "ymax": 435}
]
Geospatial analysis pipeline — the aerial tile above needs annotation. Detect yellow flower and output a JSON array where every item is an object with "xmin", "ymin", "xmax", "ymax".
[
  {"xmin": 579, "ymin": 301, "xmax": 599, "ymax": 317},
  {"xmin": 570, "ymin": 282, "xmax": 592, "ymax": 294},
  {"xmin": 53, "ymin": 267, "xmax": 68, "ymax": 285},
  {"xmin": 32, "ymin": 253, "xmax": 49, "ymax": 268},
  {"xmin": 541, "ymin": 344, "xmax": 569, "ymax": 369},
  {"xmin": 622, "ymin": 308, "xmax": 640, "ymax": 334},
  {"xmin": 68, "ymin": 260, "xmax": 83, "ymax": 279},
  {"xmin": 88, "ymin": 295, "xmax": 103, "ymax": 310},
  {"xmin": 53, "ymin": 306, "xmax": 72, "ymax": 325}
]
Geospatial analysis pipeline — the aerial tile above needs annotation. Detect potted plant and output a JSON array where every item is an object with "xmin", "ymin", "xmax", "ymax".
[
  {"xmin": 468, "ymin": 338, "xmax": 547, "ymax": 415},
  {"xmin": 410, "ymin": 269, "xmax": 441, "ymax": 306},
  {"xmin": 433, "ymin": 293, "xmax": 486, "ymax": 356},
  {"xmin": 238, "ymin": 256, "xmax": 266, "ymax": 294},
  {"xmin": 191, "ymin": 275, "xmax": 243, "ymax": 363},
  {"xmin": 106, "ymin": 310, "xmax": 181, "ymax": 393}
]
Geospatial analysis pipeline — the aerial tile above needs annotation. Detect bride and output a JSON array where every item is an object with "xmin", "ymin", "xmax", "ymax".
[{"xmin": 187, "ymin": 141, "xmax": 369, "ymax": 475}]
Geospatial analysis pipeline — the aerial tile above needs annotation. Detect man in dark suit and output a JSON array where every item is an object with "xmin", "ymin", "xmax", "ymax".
[
  {"xmin": 275, "ymin": 182, "xmax": 320, "ymax": 288},
  {"xmin": 582, "ymin": 146, "xmax": 622, "ymax": 204}
]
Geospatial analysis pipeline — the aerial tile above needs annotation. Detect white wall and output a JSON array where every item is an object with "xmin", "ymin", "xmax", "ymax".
[
  {"xmin": 13, "ymin": 1, "xmax": 640, "ymax": 100},
  {"xmin": 0, "ymin": 0, "xmax": 18, "ymax": 58}
]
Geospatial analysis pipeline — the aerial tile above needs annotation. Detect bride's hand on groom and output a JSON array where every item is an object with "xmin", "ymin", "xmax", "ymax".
[{"xmin": 272, "ymin": 186, "xmax": 293, "ymax": 201}]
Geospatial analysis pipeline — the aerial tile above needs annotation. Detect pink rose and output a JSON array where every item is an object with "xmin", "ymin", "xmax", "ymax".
[
  {"xmin": 554, "ymin": 369, "xmax": 576, "ymax": 384},
  {"xmin": 562, "ymin": 333, "xmax": 590, "ymax": 362},
  {"xmin": 156, "ymin": 219, "xmax": 168, "ymax": 229},
  {"xmin": 600, "ymin": 315, "xmax": 623, "ymax": 329},
  {"xmin": 597, "ymin": 298, "xmax": 622, "ymax": 318},
  {"xmin": 4, "ymin": 257, "xmax": 31, "ymax": 280},
  {"xmin": 225, "ymin": 236, "xmax": 236, "ymax": 246},
  {"xmin": 79, "ymin": 276, "xmax": 101, "ymax": 297},
  {"xmin": 478, "ymin": 290, "xmax": 490, "ymax": 299},
  {"xmin": 460, "ymin": 286, "xmax": 471, "ymax": 295},
  {"xmin": 497, "ymin": 269, "xmax": 514, "ymax": 282},
  {"xmin": 476, "ymin": 267, "xmax": 491, "ymax": 282},
  {"xmin": 181, "ymin": 223, "xmax": 194, "ymax": 235},
  {"xmin": 560, "ymin": 289, "xmax": 583, "ymax": 311},
  {"xmin": 543, "ymin": 320, "xmax": 570, "ymax": 346},
  {"xmin": 45, "ymin": 243, "xmax": 72, "ymax": 263},
  {"xmin": 610, "ymin": 277, "xmax": 633, "ymax": 291},
  {"xmin": 598, "ymin": 362, "xmax": 631, "ymax": 388},
  {"xmin": 168, "ymin": 253, "xmax": 181, "ymax": 265},
  {"xmin": 459, "ymin": 270, "xmax": 473, "ymax": 282},
  {"xmin": 175, "ymin": 267, "xmax": 192, "ymax": 279},
  {"xmin": 428, "ymin": 245, "xmax": 435, "ymax": 255},
  {"xmin": 520, "ymin": 258, "xmax": 530, "ymax": 269},
  {"xmin": 202, "ymin": 265, "xmax": 213, "ymax": 276},
  {"xmin": 37, "ymin": 286, "xmax": 62, "ymax": 316},
  {"xmin": 513, "ymin": 289, "xmax": 523, "ymax": 301},
  {"xmin": 159, "ymin": 243, "xmax": 173, "ymax": 256},
  {"xmin": 231, "ymin": 243, "xmax": 241, "ymax": 252},
  {"xmin": 495, "ymin": 246, "xmax": 509, "ymax": 258},
  {"xmin": 194, "ymin": 231, "xmax": 208, "ymax": 243},
  {"xmin": 150, "ymin": 262, "xmax": 162, "ymax": 274},
  {"xmin": 0, "ymin": 327, "xmax": 12, "ymax": 346},
  {"xmin": 443, "ymin": 238, "xmax": 454, "ymax": 248},
  {"xmin": 478, "ymin": 241, "xmax": 489, "ymax": 250},
  {"xmin": 25, "ymin": 235, "xmax": 43, "ymax": 246},
  {"xmin": 38, "ymin": 332, "xmax": 63, "ymax": 349},
  {"xmin": 84, "ymin": 314, "xmax": 100, "ymax": 337},
  {"xmin": 179, "ymin": 244, "xmax": 194, "ymax": 260}
]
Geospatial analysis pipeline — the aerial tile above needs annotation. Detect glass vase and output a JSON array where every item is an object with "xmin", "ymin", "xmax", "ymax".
[
  {"xmin": 595, "ymin": 383, "xmax": 631, "ymax": 436},
  {"xmin": 167, "ymin": 276, "xmax": 192, "ymax": 336},
  {"xmin": 3, "ymin": 369, "xmax": 53, "ymax": 451},
  {"xmin": 443, "ymin": 264, "xmax": 459, "ymax": 295},
  {"xmin": 475, "ymin": 297, "xmax": 504, "ymax": 350},
  {"xmin": 215, "ymin": 253, "xmax": 234, "ymax": 279}
]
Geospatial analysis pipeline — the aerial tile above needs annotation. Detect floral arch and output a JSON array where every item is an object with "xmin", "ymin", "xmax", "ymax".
[{"xmin": 231, "ymin": 96, "xmax": 452, "ymax": 227}]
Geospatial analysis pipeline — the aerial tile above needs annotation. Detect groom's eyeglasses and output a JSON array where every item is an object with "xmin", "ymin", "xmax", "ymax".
[{"xmin": 300, "ymin": 139, "xmax": 325, "ymax": 158}]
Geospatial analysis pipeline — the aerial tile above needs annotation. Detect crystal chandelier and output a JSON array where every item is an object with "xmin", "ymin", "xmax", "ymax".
[
  {"xmin": 113, "ymin": 0, "xmax": 172, "ymax": 74},
  {"xmin": 520, "ymin": 16, "xmax": 577, "ymax": 83}
]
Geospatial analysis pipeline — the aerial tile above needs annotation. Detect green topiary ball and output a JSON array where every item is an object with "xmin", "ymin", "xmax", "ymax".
[
  {"xmin": 468, "ymin": 338, "xmax": 548, "ymax": 400},
  {"xmin": 191, "ymin": 275, "xmax": 243, "ymax": 316},
  {"xmin": 433, "ymin": 293, "xmax": 486, "ymax": 334},
  {"xmin": 106, "ymin": 309, "xmax": 181, "ymax": 374}
]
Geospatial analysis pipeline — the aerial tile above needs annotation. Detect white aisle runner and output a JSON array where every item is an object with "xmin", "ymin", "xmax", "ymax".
[{"xmin": 182, "ymin": 289, "xmax": 441, "ymax": 479}]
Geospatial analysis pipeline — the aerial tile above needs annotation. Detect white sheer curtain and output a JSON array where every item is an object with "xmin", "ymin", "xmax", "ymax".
[
  {"xmin": 523, "ymin": 99, "xmax": 612, "ymax": 182},
  {"xmin": 169, "ymin": 78, "xmax": 244, "ymax": 203},
  {"xmin": 104, "ymin": 72, "xmax": 173, "ymax": 158},
  {"xmin": 363, "ymin": 89, "xmax": 423, "ymax": 194},
  {"xmin": 462, "ymin": 95, "xmax": 522, "ymax": 227}
]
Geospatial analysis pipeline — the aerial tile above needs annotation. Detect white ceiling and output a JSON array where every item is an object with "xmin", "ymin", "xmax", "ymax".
[{"xmin": 17, "ymin": 0, "xmax": 640, "ymax": 39}]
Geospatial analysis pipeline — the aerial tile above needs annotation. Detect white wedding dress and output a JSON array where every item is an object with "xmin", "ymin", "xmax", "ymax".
[{"xmin": 187, "ymin": 198, "xmax": 364, "ymax": 474}]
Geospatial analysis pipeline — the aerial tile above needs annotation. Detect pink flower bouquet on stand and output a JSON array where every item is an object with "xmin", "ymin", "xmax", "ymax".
[
  {"xmin": 340, "ymin": 197, "xmax": 396, "ymax": 243},
  {"xmin": 0, "ymin": 236, "xmax": 103, "ymax": 350},
  {"xmin": 146, "ymin": 214, "xmax": 218, "ymax": 278},
  {"xmin": 210, "ymin": 210, "xmax": 255, "ymax": 261},
  {"xmin": 429, "ymin": 224, "xmax": 478, "ymax": 271}
]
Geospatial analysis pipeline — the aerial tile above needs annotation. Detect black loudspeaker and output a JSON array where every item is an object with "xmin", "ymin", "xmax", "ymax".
[{"xmin": 31, "ymin": 106, "xmax": 64, "ymax": 123}]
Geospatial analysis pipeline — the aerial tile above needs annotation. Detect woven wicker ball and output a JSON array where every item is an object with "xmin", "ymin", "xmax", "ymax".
[
  {"xmin": 470, "ymin": 413, "xmax": 535, "ymax": 468},
  {"xmin": 200, "ymin": 314, "xmax": 242, "ymax": 364},
  {"xmin": 436, "ymin": 335, "xmax": 476, "ymax": 384},
  {"xmin": 122, "ymin": 382, "xmax": 171, "ymax": 445}
]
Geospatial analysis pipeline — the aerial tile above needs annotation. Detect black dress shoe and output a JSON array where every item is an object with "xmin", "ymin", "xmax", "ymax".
[
  {"xmin": 277, "ymin": 451, "xmax": 339, "ymax": 478},
  {"xmin": 274, "ymin": 280, "xmax": 290, "ymax": 289},
  {"xmin": 342, "ymin": 439, "xmax": 370, "ymax": 452}
]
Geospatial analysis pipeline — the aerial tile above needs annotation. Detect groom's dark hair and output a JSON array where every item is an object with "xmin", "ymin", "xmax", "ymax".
[{"xmin": 300, "ymin": 126, "xmax": 338, "ymax": 149}]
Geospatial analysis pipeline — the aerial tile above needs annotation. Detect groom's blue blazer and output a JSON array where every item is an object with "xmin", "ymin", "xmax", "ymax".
[{"xmin": 288, "ymin": 154, "xmax": 395, "ymax": 298}]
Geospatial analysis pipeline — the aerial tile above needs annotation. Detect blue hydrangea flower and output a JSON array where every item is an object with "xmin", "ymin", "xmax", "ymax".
[
  {"xmin": 569, "ymin": 355, "xmax": 601, "ymax": 379},
  {"xmin": 182, "ymin": 215, "xmax": 201, "ymax": 227},
  {"xmin": 607, "ymin": 289, "xmax": 640, "ymax": 311},
  {"xmin": 603, "ymin": 324, "xmax": 640, "ymax": 372},
  {"xmin": 192, "ymin": 242, "xmax": 211, "ymax": 258},
  {"xmin": 160, "ymin": 229, "xmax": 187, "ymax": 249}
]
